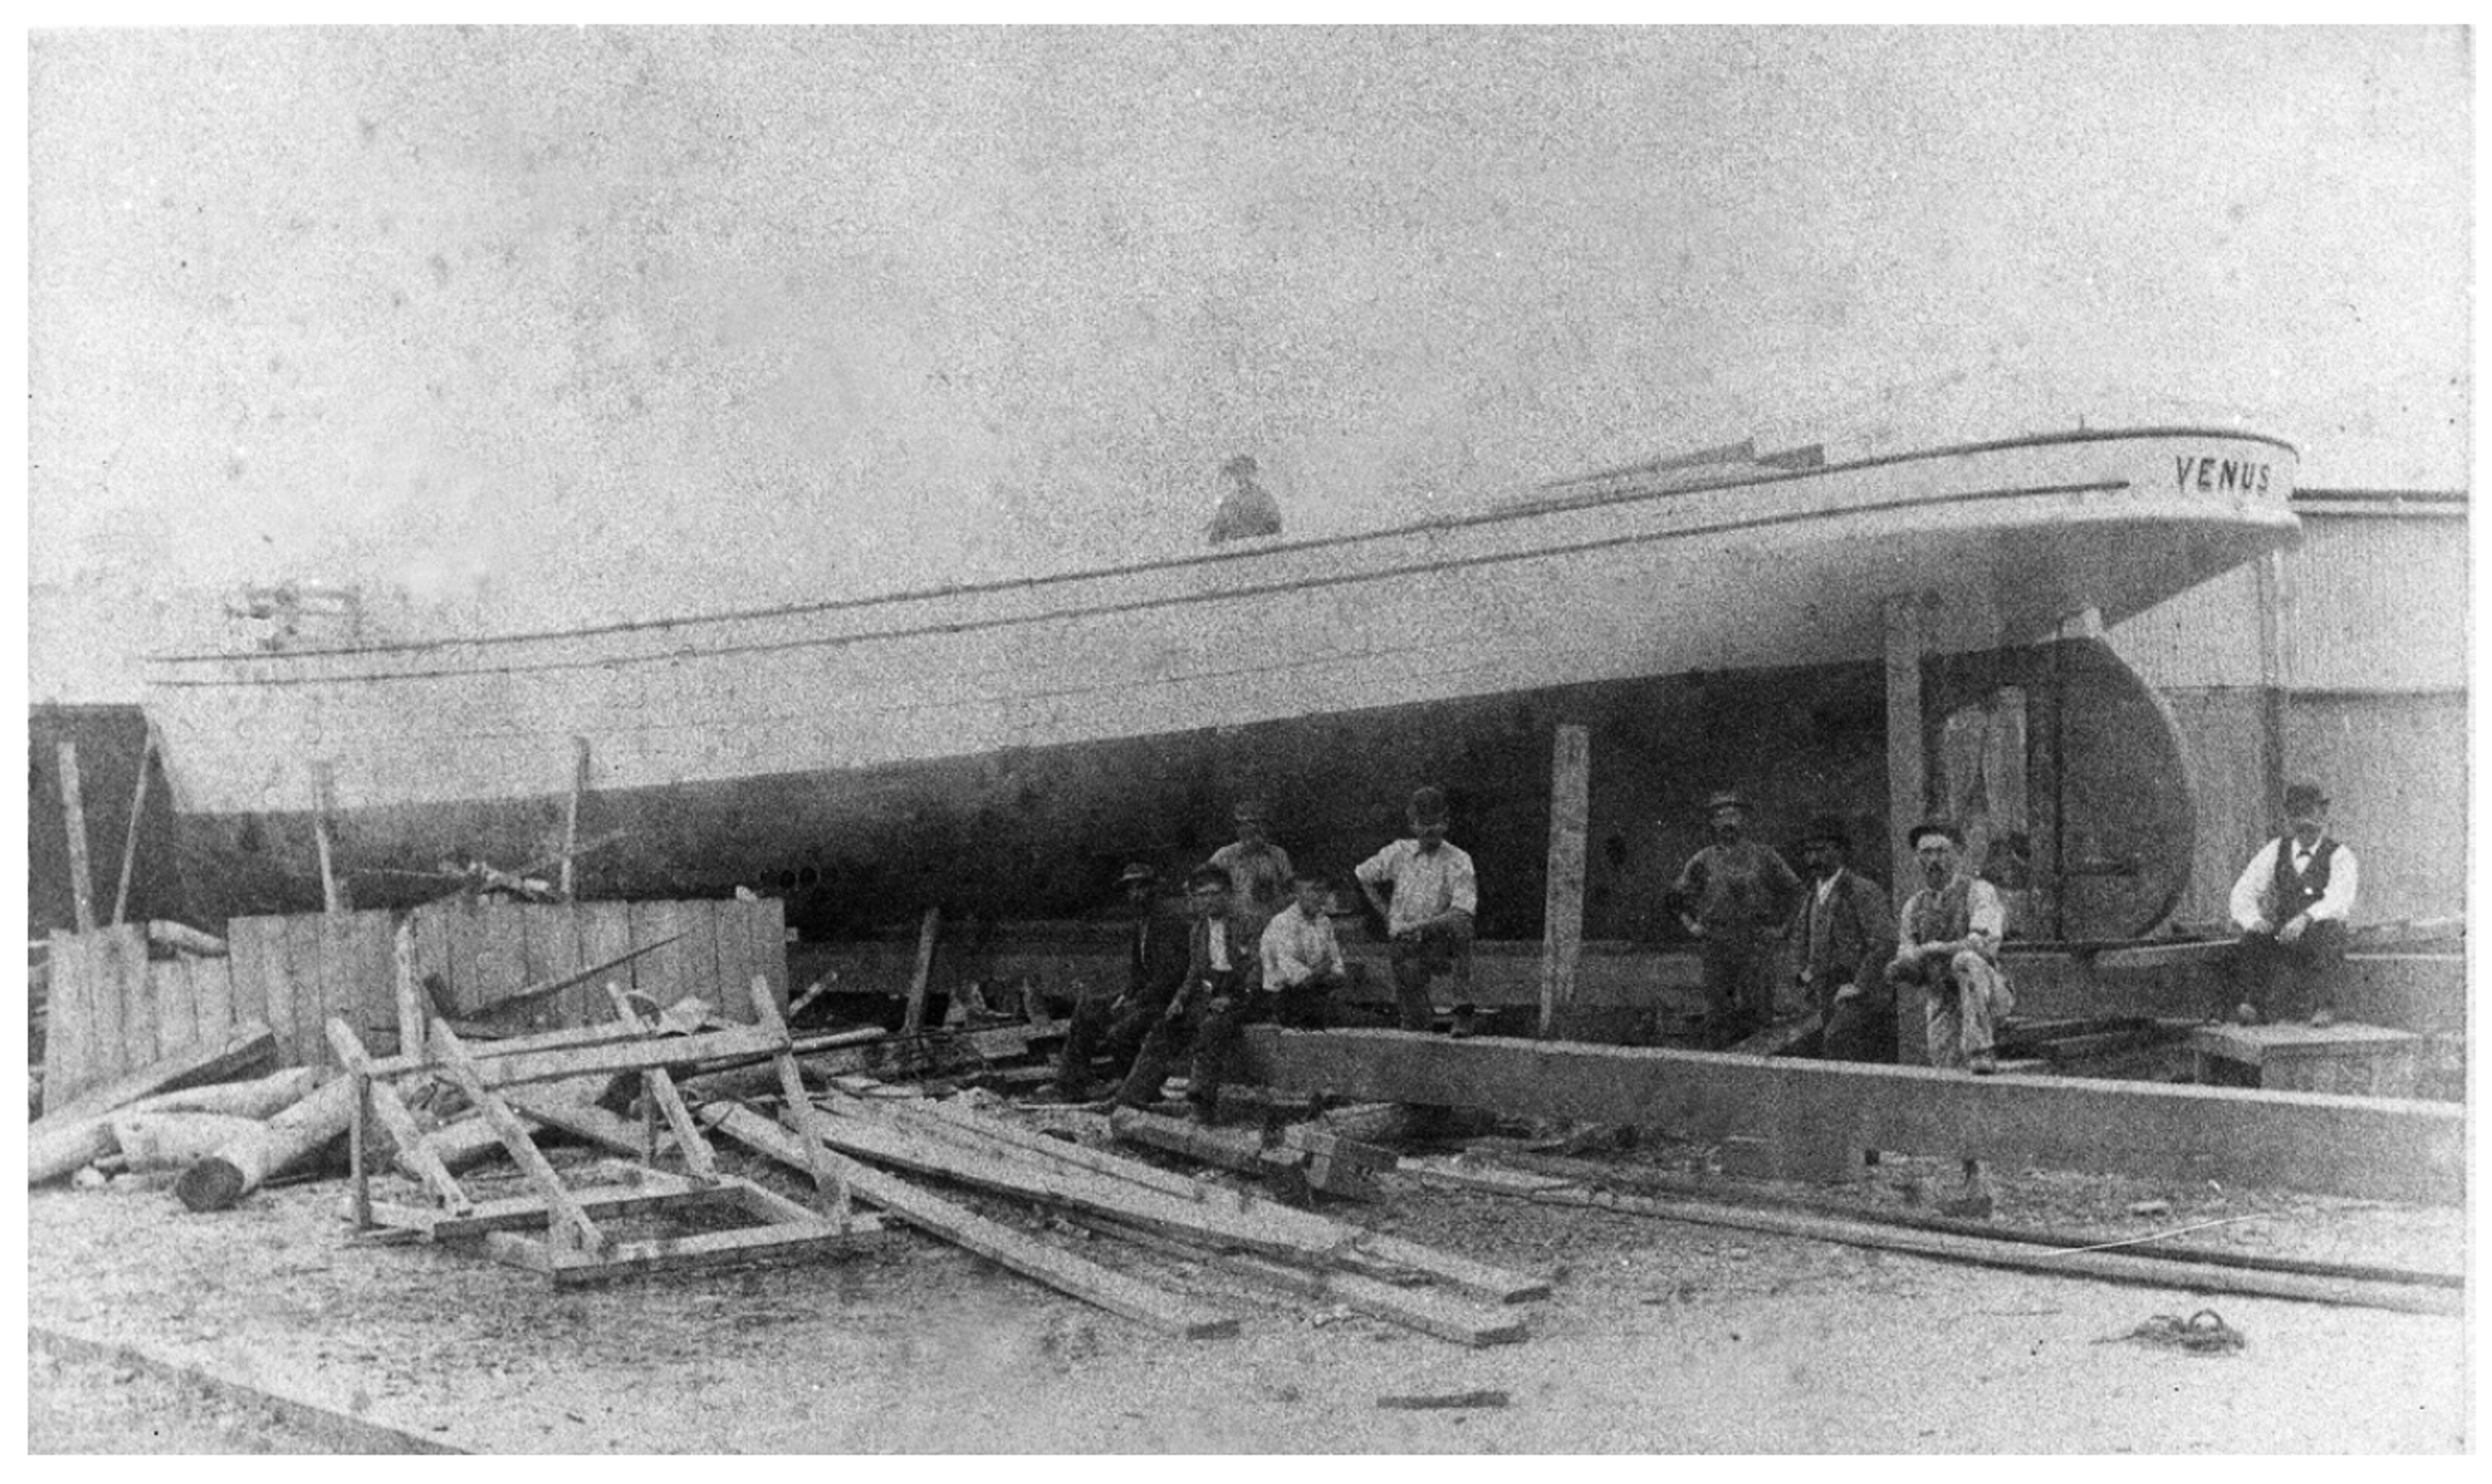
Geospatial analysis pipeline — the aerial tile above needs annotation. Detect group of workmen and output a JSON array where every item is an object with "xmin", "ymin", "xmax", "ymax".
[{"xmin": 1054, "ymin": 777, "xmax": 2360, "ymax": 1121}]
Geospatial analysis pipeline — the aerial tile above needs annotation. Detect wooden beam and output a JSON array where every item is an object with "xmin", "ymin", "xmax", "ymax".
[
  {"xmin": 748, "ymin": 973, "xmax": 849, "ymax": 1222},
  {"xmin": 32, "ymin": 1021, "xmax": 276, "ymax": 1128},
  {"xmin": 310, "ymin": 760, "xmax": 345, "ymax": 914},
  {"xmin": 1539, "ymin": 724, "xmax": 1590, "ymax": 1040},
  {"xmin": 56, "ymin": 740, "xmax": 97, "ymax": 935},
  {"xmin": 393, "ymin": 917, "xmax": 428, "ymax": 1062},
  {"xmin": 1241, "ymin": 1027, "xmax": 2462, "ymax": 1205},
  {"xmin": 561, "ymin": 736, "xmax": 590, "ymax": 901},
  {"xmin": 1883, "ymin": 594, "xmax": 1929, "ymax": 915},
  {"xmin": 703, "ymin": 1103, "xmax": 1240, "ymax": 1339},
  {"xmin": 108, "ymin": 729, "xmax": 154, "ymax": 927},
  {"xmin": 901, "ymin": 906, "xmax": 941, "ymax": 1035},
  {"xmin": 323, "ymin": 1019, "xmax": 472, "ymax": 1213}
]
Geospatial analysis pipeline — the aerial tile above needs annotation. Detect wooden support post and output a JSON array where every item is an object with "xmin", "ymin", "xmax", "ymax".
[
  {"xmin": 348, "ymin": 1069, "xmax": 373, "ymax": 1230},
  {"xmin": 393, "ymin": 917, "xmax": 426, "ymax": 1062},
  {"xmin": 1539, "ymin": 724, "xmax": 1590, "ymax": 1041},
  {"xmin": 901, "ymin": 905, "xmax": 940, "ymax": 1036},
  {"xmin": 310, "ymin": 760, "xmax": 344, "ymax": 914},
  {"xmin": 1885, "ymin": 594, "xmax": 1929, "ymax": 1068},
  {"xmin": 749, "ymin": 973, "xmax": 850, "ymax": 1225},
  {"xmin": 109, "ymin": 728, "xmax": 154, "ymax": 927},
  {"xmin": 561, "ymin": 736, "xmax": 590, "ymax": 900},
  {"xmin": 56, "ymin": 740, "xmax": 97, "ymax": 935}
]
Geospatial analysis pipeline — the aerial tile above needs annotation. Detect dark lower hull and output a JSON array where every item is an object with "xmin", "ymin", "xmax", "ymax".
[{"xmin": 164, "ymin": 635, "xmax": 2190, "ymax": 943}]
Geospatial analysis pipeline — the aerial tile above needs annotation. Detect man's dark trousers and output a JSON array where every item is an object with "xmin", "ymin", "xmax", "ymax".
[{"xmin": 2230, "ymin": 919, "xmax": 2349, "ymax": 1021}]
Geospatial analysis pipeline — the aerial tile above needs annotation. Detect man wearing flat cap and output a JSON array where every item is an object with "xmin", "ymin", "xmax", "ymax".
[
  {"xmin": 1052, "ymin": 861, "xmax": 1191, "ymax": 1101},
  {"xmin": 1670, "ymin": 789, "xmax": 1803, "ymax": 1047},
  {"xmin": 1789, "ymin": 816, "xmax": 1900, "ymax": 1062},
  {"xmin": 2225, "ymin": 782, "xmax": 2358, "ymax": 1027}
]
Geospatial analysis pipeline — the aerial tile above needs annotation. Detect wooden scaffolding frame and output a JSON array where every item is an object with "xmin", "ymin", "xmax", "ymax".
[{"xmin": 331, "ymin": 974, "xmax": 877, "ymax": 1286}]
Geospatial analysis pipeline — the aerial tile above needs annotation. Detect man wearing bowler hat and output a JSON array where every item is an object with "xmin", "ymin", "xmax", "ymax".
[
  {"xmin": 2225, "ymin": 781, "xmax": 2359, "ymax": 1027},
  {"xmin": 1790, "ymin": 816, "xmax": 1900, "ymax": 1063},
  {"xmin": 1051, "ymin": 862, "xmax": 1191, "ymax": 1101},
  {"xmin": 1670, "ymin": 789, "xmax": 1803, "ymax": 1047}
]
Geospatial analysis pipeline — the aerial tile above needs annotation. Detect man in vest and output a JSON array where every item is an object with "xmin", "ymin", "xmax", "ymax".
[
  {"xmin": 1885, "ymin": 819, "xmax": 2013, "ymax": 1217},
  {"xmin": 1052, "ymin": 862, "xmax": 1191, "ymax": 1101},
  {"xmin": 1885, "ymin": 820, "xmax": 2014, "ymax": 1076},
  {"xmin": 2226, "ymin": 781, "xmax": 2359, "ymax": 1027},
  {"xmin": 1789, "ymin": 816, "xmax": 1899, "ymax": 1063}
]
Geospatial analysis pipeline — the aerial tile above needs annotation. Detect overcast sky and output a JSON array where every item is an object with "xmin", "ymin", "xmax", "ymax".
[{"xmin": 23, "ymin": 26, "xmax": 2473, "ymax": 701}]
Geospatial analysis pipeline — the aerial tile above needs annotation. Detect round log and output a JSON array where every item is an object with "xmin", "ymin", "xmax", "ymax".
[
  {"xmin": 125, "ymin": 1067, "xmax": 320, "ymax": 1121},
  {"xmin": 29, "ymin": 1117, "xmax": 116, "ymax": 1186},
  {"xmin": 175, "ymin": 1075, "xmax": 356, "ymax": 1213},
  {"xmin": 111, "ymin": 1112, "xmax": 266, "ymax": 1171}
]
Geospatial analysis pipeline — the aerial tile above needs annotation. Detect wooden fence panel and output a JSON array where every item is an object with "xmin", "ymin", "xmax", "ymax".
[
  {"xmin": 105, "ymin": 925, "xmax": 155, "ymax": 1072},
  {"xmin": 748, "ymin": 898, "xmax": 789, "ymax": 1010},
  {"xmin": 338, "ymin": 912, "xmax": 401, "ymax": 1052},
  {"xmin": 226, "ymin": 918, "xmax": 287, "ymax": 1071},
  {"xmin": 573, "ymin": 901, "xmax": 638, "ymax": 1018},
  {"xmin": 42, "ymin": 932, "xmax": 93, "ymax": 1114},
  {"xmin": 193, "ymin": 942, "xmax": 236, "ymax": 1044},
  {"xmin": 713, "ymin": 902, "xmax": 759, "ymax": 1020},
  {"xmin": 471, "ymin": 898, "xmax": 532, "ymax": 1011},
  {"xmin": 278, "ymin": 912, "xmax": 328, "ymax": 1071},
  {"xmin": 152, "ymin": 956, "xmax": 198, "ymax": 1056},
  {"xmin": 81, "ymin": 926, "xmax": 134, "ymax": 1091},
  {"xmin": 411, "ymin": 905, "xmax": 456, "ymax": 1017},
  {"xmin": 628, "ymin": 899, "xmax": 692, "ymax": 1012},
  {"xmin": 522, "ymin": 901, "xmax": 583, "ymax": 1032}
]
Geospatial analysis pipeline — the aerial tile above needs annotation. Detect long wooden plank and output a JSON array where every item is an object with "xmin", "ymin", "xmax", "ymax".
[
  {"xmin": 191, "ymin": 936, "xmax": 237, "ymax": 1045},
  {"xmin": 704, "ymin": 1104, "xmax": 1238, "ymax": 1339},
  {"xmin": 800, "ymin": 1089, "xmax": 1543, "ymax": 1298},
  {"xmin": 712, "ymin": 903, "xmax": 759, "ymax": 1025},
  {"xmin": 409, "ymin": 903, "xmax": 457, "ymax": 1016},
  {"xmin": 746, "ymin": 897, "xmax": 789, "ymax": 1009},
  {"xmin": 472, "ymin": 898, "xmax": 532, "ymax": 1012},
  {"xmin": 56, "ymin": 740, "xmax": 98, "ymax": 934},
  {"xmin": 522, "ymin": 901, "xmax": 584, "ymax": 1032},
  {"xmin": 899, "ymin": 1099, "xmax": 1212, "ymax": 1202},
  {"xmin": 901, "ymin": 906, "xmax": 941, "ymax": 1034},
  {"xmin": 108, "ymin": 728, "xmax": 155, "ymax": 927},
  {"xmin": 367, "ymin": 1170, "xmax": 713, "ymax": 1238},
  {"xmin": 82, "ymin": 924, "xmax": 138, "ymax": 1085},
  {"xmin": 265, "ymin": 912, "xmax": 321, "ymax": 1069},
  {"xmin": 338, "ymin": 912, "xmax": 400, "ymax": 1060},
  {"xmin": 1540, "ymin": 723, "xmax": 1590, "ymax": 1039},
  {"xmin": 546, "ymin": 1219, "xmax": 886, "ymax": 1287},
  {"xmin": 748, "ymin": 974, "xmax": 847, "ymax": 1219},
  {"xmin": 1241, "ymin": 1027, "xmax": 2465, "ymax": 1205},
  {"xmin": 34, "ymin": 1020, "xmax": 276, "ymax": 1129}
]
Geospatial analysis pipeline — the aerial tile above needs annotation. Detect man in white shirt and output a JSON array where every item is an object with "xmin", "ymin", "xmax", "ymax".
[
  {"xmin": 2226, "ymin": 781, "xmax": 2358, "ymax": 1027},
  {"xmin": 1260, "ymin": 870, "xmax": 1349, "ymax": 1028},
  {"xmin": 1355, "ymin": 786, "xmax": 1477, "ymax": 1032}
]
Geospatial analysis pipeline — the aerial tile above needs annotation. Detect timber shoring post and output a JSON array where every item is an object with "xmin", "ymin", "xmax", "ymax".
[
  {"xmin": 56, "ymin": 740, "xmax": 97, "ymax": 935},
  {"xmin": 561, "ymin": 736, "xmax": 590, "ymax": 900},
  {"xmin": 901, "ymin": 905, "xmax": 940, "ymax": 1036},
  {"xmin": 310, "ymin": 760, "xmax": 344, "ymax": 914},
  {"xmin": 1883, "ymin": 593, "xmax": 1930, "ymax": 1068},
  {"xmin": 109, "ymin": 728, "xmax": 154, "ymax": 927},
  {"xmin": 1539, "ymin": 724, "xmax": 1590, "ymax": 1041}
]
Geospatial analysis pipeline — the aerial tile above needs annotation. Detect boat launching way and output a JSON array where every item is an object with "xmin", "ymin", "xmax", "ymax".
[{"xmin": 27, "ymin": 422, "xmax": 2469, "ymax": 1451}]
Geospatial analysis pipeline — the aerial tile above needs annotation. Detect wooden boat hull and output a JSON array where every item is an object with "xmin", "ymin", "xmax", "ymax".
[{"xmin": 141, "ymin": 427, "xmax": 2297, "ymax": 939}]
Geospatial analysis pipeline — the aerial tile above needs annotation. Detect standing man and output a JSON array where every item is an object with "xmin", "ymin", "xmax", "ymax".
[
  {"xmin": 1355, "ymin": 786, "xmax": 1478, "ymax": 1032},
  {"xmin": 1259, "ymin": 869, "xmax": 1352, "ymax": 1029},
  {"xmin": 1885, "ymin": 819, "xmax": 2014, "ymax": 1217},
  {"xmin": 2227, "ymin": 781, "xmax": 2359, "ymax": 1027},
  {"xmin": 1206, "ymin": 800, "xmax": 1295, "ymax": 919},
  {"xmin": 1053, "ymin": 863, "xmax": 1191, "ymax": 1102},
  {"xmin": 1790, "ymin": 816, "xmax": 1899, "ymax": 1063},
  {"xmin": 1670, "ymin": 790, "xmax": 1803, "ymax": 1047},
  {"xmin": 1106, "ymin": 865, "xmax": 1268, "ymax": 1119}
]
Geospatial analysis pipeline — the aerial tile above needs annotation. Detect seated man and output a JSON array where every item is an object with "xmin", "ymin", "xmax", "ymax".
[
  {"xmin": 2226, "ymin": 781, "xmax": 2358, "ymax": 1027},
  {"xmin": 1106, "ymin": 865, "xmax": 1267, "ymax": 1120},
  {"xmin": 1052, "ymin": 863, "xmax": 1190, "ymax": 1102},
  {"xmin": 1258, "ymin": 869, "xmax": 1352, "ymax": 1029},
  {"xmin": 1789, "ymin": 816, "xmax": 1899, "ymax": 1063},
  {"xmin": 1884, "ymin": 819, "xmax": 2014, "ymax": 1218}
]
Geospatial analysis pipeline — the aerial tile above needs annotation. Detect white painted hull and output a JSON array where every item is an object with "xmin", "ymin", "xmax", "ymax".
[{"xmin": 145, "ymin": 428, "xmax": 2297, "ymax": 818}]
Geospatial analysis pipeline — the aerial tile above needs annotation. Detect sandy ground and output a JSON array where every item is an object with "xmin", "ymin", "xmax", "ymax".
[{"xmin": 25, "ymin": 1116, "xmax": 2469, "ymax": 1455}]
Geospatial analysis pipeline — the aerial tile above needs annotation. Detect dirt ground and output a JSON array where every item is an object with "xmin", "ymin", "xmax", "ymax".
[{"xmin": 25, "ymin": 1108, "xmax": 2470, "ymax": 1455}]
